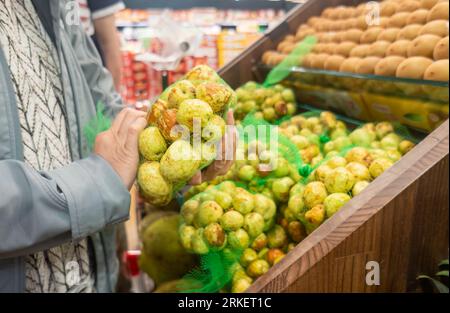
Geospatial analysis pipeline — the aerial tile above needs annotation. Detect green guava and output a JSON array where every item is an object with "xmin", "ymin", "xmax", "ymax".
[
  {"xmin": 138, "ymin": 162, "xmax": 173, "ymax": 207},
  {"xmin": 369, "ymin": 158, "xmax": 393, "ymax": 178},
  {"xmin": 243, "ymin": 212, "xmax": 265, "ymax": 238},
  {"xmin": 176, "ymin": 99, "xmax": 213, "ymax": 131},
  {"xmin": 203, "ymin": 223, "xmax": 226, "ymax": 247},
  {"xmin": 324, "ymin": 167, "xmax": 355, "ymax": 194},
  {"xmin": 195, "ymin": 81, "xmax": 233, "ymax": 113},
  {"xmin": 139, "ymin": 127, "xmax": 168, "ymax": 161},
  {"xmin": 228, "ymin": 229, "xmax": 250, "ymax": 250},
  {"xmin": 352, "ymin": 180, "xmax": 370, "ymax": 196},
  {"xmin": 324, "ymin": 193, "xmax": 351, "ymax": 218},
  {"xmin": 167, "ymin": 80, "xmax": 195, "ymax": 109},
  {"xmin": 303, "ymin": 181, "xmax": 328, "ymax": 209},
  {"xmin": 232, "ymin": 189, "xmax": 255, "ymax": 214},
  {"xmin": 160, "ymin": 140, "xmax": 201, "ymax": 183},
  {"xmin": 267, "ymin": 225, "xmax": 288, "ymax": 249},
  {"xmin": 194, "ymin": 200, "xmax": 224, "ymax": 228},
  {"xmin": 345, "ymin": 162, "xmax": 371, "ymax": 182},
  {"xmin": 220, "ymin": 210, "xmax": 244, "ymax": 231}
]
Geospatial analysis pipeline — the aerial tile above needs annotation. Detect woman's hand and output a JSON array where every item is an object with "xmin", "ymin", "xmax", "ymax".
[
  {"xmin": 94, "ymin": 108, "xmax": 147, "ymax": 190},
  {"xmin": 189, "ymin": 110, "xmax": 237, "ymax": 185}
]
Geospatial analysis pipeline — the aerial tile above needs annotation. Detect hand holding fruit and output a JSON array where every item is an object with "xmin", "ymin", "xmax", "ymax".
[
  {"xmin": 189, "ymin": 109, "xmax": 237, "ymax": 185},
  {"xmin": 94, "ymin": 108, "xmax": 148, "ymax": 190}
]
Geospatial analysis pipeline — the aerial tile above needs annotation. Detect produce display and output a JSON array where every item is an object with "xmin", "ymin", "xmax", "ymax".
[
  {"xmin": 137, "ymin": 65, "xmax": 236, "ymax": 207},
  {"xmin": 262, "ymin": 0, "xmax": 449, "ymax": 82},
  {"xmin": 233, "ymin": 81, "xmax": 297, "ymax": 122},
  {"xmin": 133, "ymin": 0, "xmax": 447, "ymax": 295},
  {"xmin": 178, "ymin": 110, "xmax": 416, "ymax": 293}
]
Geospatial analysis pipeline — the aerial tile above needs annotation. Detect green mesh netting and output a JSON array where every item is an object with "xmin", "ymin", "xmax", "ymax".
[
  {"xmin": 178, "ymin": 248, "xmax": 243, "ymax": 293},
  {"xmin": 83, "ymin": 102, "xmax": 112, "ymax": 151},
  {"xmin": 263, "ymin": 35, "xmax": 317, "ymax": 87},
  {"xmin": 239, "ymin": 112, "xmax": 305, "ymax": 187}
]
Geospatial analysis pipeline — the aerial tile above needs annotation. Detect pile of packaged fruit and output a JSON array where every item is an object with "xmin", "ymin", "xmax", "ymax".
[
  {"xmin": 233, "ymin": 81, "xmax": 297, "ymax": 123},
  {"xmin": 137, "ymin": 65, "xmax": 236, "ymax": 207},
  {"xmin": 179, "ymin": 110, "xmax": 416, "ymax": 293}
]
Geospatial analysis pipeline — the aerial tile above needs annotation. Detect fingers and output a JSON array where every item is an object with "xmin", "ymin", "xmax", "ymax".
[
  {"xmin": 111, "ymin": 108, "xmax": 129, "ymax": 134},
  {"xmin": 226, "ymin": 109, "xmax": 235, "ymax": 126},
  {"xmin": 189, "ymin": 171, "xmax": 203, "ymax": 186},
  {"xmin": 117, "ymin": 108, "xmax": 146, "ymax": 143},
  {"xmin": 124, "ymin": 115, "xmax": 147, "ymax": 151}
]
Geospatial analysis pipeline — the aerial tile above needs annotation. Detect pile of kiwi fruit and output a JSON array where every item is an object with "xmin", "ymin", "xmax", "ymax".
[{"xmin": 262, "ymin": 0, "xmax": 449, "ymax": 82}]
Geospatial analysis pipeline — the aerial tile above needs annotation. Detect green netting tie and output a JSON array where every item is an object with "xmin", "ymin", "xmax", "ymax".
[
  {"xmin": 83, "ymin": 102, "xmax": 112, "ymax": 151},
  {"xmin": 299, "ymin": 164, "xmax": 313, "ymax": 178},
  {"xmin": 263, "ymin": 35, "xmax": 317, "ymax": 87},
  {"xmin": 320, "ymin": 134, "xmax": 330, "ymax": 144}
]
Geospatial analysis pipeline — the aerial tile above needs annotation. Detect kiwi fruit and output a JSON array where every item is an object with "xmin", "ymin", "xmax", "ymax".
[
  {"xmin": 388, "ymin": 12, "xmax": 412, "ymax": 27},
  {"xmin": 397, "ymin": 24, "xmax": 424, "ymax": 39},
  {"xmin": 312, "ymin": 43, "xmax": 326, "ymax": 53},
  {"xmin": 334, "ymin": 32, "xmax": 347, "ymax": 43},
  {"xmin": 420, "ymin": 20, "xmax": 449, "ymax": 37},
  {"xmin": 314, "ymin": 21, "xmax": 328, "ymax": 32},
  {"xmin": 424, "ymin": 59, "xmax": 450, "ymax": 81},
  {"xmin": 369, "ymin": 41, "xmax": 392, "ymax": 57},
  {"xmin": 356, "ymin": 56, "xmax": 383, "ymax": 74},
  {"xmin": 361, "ymin": 27, "xmax": 385, "ymax": 44},
  {"xmin": 350, "ymin": 44, "xmax": 371, "ymax": 57},
  {"xmin": 396, "ymin": 0, "xmax": 422, "ymax": 12},
  {"xmin": 322, "ymin": 32, "xmax": 336, "ymax": 43},
  {"xmin": 427, "ymin": 2, "xmax": 449, "ymax": 21},
  {"xmin": 313, "ymin": 43, "xmax": 335, "ymax": 54},
  {"xmin": 396, "ymin": 56, "xmax": 434, "ymax": 78},
  {"xmin": 302, "ymin": 53, "xmax": 314, "ymax": 68},
  {"xmin": 277, "ymin": 41, "xmax": 287, "ymax": 53},
  {"xmin": 296, "ymin": 28, "xmax": 316, "ymax": 41},
  {"xmin": 310, "ymin": 53, "xmax": 331, "ymax": 69},
  {"xmin": 421, "ymin": 0, "xmax": 440, "ymax": 10},
  {"xmin": 407, "ymin": 9, "xmax": 430, "ymax": 24},
  {"xmin": 343, "ymin": 29, "xmax": 364, "ymax": 43},
  {"xmin": 338, "ymin": 7, "xmax": 356, "ymax": 19},
  {"xmin": 378, "ymin": 28, "xmax": 402, "ymax": 41},
  {"xmin": 356, "ymin": 3, "xmax": 369, "ymax": 16},
  {"xmin": 335, "ymin": 41, "xmax": 358, "ymax": 57},
  {"xmin": 354, "ymin": 15, "xmax": 370, "ymax": 30},
  {"xmin": 381, "ymin": 1, "xmax": 401, "ymax": 16},
  {"xmin": 285, "ymin": 35, "xmax": 296, "ymax": 43},
  {"xmin": 387, "ymin": 39, "xmax": 413, "ymax": 56},
  {"xmin": 324, "ymin": 55, "xmax": 346, "ymax": 71},
  {"xmin": 322, "ymin": 7, "xmax": 335, "ymax": 19},
  {"xmin": 298, "ymin": 24, "xmax": 311, "ymax": 32},
  {"xmin": 307, "ymin": 16, "xmax": 322, "ymax": 28},
  {"xmin": 339, "ymin": 57, "xmax": 363, "ymax": 73},
  {"xmin": 375, "ymin": 56, "xmax": 407, "ymax": 76},
  {"xmin": 407, "ymin": 34, "xmax": 442, "ymax": 57},
  {"xmin": 434, "ymin": 36, "xmax": 449, "ymax": 59},
  {"xmin": 343, "ymin": 18, "xmax": 359, "ymax": 30},
  {"xmin": 281, "ymin": 42, "xmax": 296, "ymax": 54}
]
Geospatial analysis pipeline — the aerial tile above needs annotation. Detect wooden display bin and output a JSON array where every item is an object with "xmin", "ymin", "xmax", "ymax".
[{"xmin": 219, "ymin": 0, "xmax": 449, "ymax": 292}]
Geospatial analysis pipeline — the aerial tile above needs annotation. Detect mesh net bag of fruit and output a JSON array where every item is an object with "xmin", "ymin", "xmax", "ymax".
[
  {"xmin": 278, "ymin": 110, "xmax": 418, "ymax": 235},
  {"xmin": 232, "ymin": 36, "xmax": 317, "ymax": 123},
  {"xmin": 177, "ymin": 180, "xmax": 288, "ymax": 293},
  {"xmin": 137, "ymin": 65, "xmax": 237, "ymax": 208},
  {"xmin": 176, "ymin": 109, "xmax": 420, "ymax": 293}
]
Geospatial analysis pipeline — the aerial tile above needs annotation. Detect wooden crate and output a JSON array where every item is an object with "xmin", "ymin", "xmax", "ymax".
[{"xmin": 219, "ymin": 0, "xmax": 450, "ymax": 292}]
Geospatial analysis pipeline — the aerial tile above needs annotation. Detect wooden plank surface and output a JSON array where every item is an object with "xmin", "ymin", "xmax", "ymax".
[{"xmin": 247, "ymin": 120, "xmax": 449, "ymax": 292}]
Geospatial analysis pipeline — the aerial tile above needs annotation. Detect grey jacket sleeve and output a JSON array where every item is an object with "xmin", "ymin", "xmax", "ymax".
[
  {"xmin": 66, "ymin": 15, "xmax": 123, "ymax": 118},
  {"xmin": 0, "ymin": 155, "xmax": 130, "ymax": 259}
]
